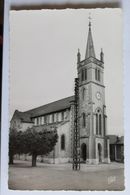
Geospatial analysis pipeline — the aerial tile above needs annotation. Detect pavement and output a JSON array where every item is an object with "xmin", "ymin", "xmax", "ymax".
[{"xmin": 9, "ymin": 160, "xmax": 125, "ymax": 191}]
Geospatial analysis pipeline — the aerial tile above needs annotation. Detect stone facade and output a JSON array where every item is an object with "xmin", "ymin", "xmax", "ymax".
[{"xmin": 77, "ymin": 21, "xmax": 110, "ymax": 164}]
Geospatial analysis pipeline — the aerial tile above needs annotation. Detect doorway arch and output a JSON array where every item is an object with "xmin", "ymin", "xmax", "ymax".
[
  {"xmin": 98, "ymin": 143, "xmax": 102, "ymax": 163},
  {"xmin": 81, "ymin": 143, "xmax": 87, "ymax": 161}
]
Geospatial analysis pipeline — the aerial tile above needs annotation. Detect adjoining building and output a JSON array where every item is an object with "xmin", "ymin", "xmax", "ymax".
[
  {"xmin": 108, "ymin": 135, "xmax": 124, "ymax": 162},
  {"xmin": 10, "ymin": 19, "xmax": 110, "ymax": 164}
]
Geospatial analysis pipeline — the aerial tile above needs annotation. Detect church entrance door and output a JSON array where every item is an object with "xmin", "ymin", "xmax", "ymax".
[
  {"xmin": 81, "ymin": 143, "xmax": 87, "ymax": 162},
  {"xmin": 98, "ymin": 143, "xmax": 102, "ymax": 163}
]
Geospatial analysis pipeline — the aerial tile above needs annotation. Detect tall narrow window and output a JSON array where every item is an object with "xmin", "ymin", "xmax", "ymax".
[
  {"xmin": 56, "ymin": 113, "xmax": 59, "ymax": 122},
  {"xmin": 61, "ymin": 134, "xmax": 65, "ymax": 150},
  {"xmin": 44, "ymin": 115, "xmax": 47, "ymax": 124},
  {"xmin": 85, "ymin": 68, "xmax": 87, "ymax": 80},
  {"xmin": 104, "ymin": 116, "xmax": 106, "ymax": 136},
  {"xmin": 61, "ymin": 112, "xmax": 64, "ymax": 121},
  {"xmin": 36, "ymin": 118, "xmax": 38, "ymax": 125},
  {"xmin": 95, "ymin": 69, "xmax": 101, "ymax": 81},
  {"xmin": 46, "ymin": 115, "xmax": 49, "ymax": 124},
  {"xmin": 53, "ymin": 113, "xmax": 56, "ymax": 122},
  {"xmin": 81, "ymin": 69, "xmax": 83, "ymax": 81},
  {"xmin": 96, "ymin": 114, "xmax": 98, "ymax": 134},
  {"xmin": 95, "ymin": 68, "xmax": 97, "ymax": 80},
  {"xmin": 38, "ymin": 117, "xmax": 40, "ymax": 125},
  {"xmin": 52, "ymin": 114, "xmax": 54, "ymax": 123},
  {"xmin": 41, "ymin": 116, "xmax": 44, "ymax": 125},
  {"xmin": 98, "ymin": 70, "xmax": 100, "ymax": 81},
  {"xmin": 34, "ymin": 118, "xmax": 37, "ymax": 126},
  {"xmin": 99, "ymin": 114, "xmax": 102, "ymax": 135},
  {"xmin": 40, "ymin": 117, "xmax": 42, "ymax": 125},
  {"xmin": 82, "ymin": 69, "xmax": 84, "ymax": 81},
  {"xmin": 82, "ymin": 113, "xmax": 86, "ymax": 127},
  {"xmin": 95, "ymin": 109, "xmax": 102, "ymax": 135}
]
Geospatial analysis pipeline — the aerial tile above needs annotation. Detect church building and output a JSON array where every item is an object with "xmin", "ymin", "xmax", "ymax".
[{"xmin": 10, "ymin": 19, "xmax": 110, "ymax": 164}]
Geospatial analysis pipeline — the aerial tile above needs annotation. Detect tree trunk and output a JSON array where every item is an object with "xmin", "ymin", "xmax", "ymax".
[
  {"xmin": 9, "ymin": 154, "xmax": 14, "ymax": 164},
  {"xmin": 32, "ymin": 153, "xmax": 37, "ymax": 167}
]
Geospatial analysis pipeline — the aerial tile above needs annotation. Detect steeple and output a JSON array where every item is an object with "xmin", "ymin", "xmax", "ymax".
[
  {"xmin": 77, "ymin": 48, "xmax": 81, "ymax": 64},
  {"xmin": 85, "ymin": 15, "xmax": 96, "ymax": 59},
  {"xmin": 100, "ymin": 48, "xmax": 104, "ymax": 63}
]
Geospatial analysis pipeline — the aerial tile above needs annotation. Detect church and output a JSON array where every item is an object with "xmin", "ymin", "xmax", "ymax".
[{"xmin": 10, "ymin": 19, "xmax": 110, "ymax": 164}]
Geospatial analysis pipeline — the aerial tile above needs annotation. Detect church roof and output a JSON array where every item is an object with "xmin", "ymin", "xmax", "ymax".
[
  {"xmin": 85, "ymin": 21, "xmax": 96, "ymax": 59},
  {"xmin": 24, "ymin": 95, "xmax": 75, "ymax": 118},
  {"xmin": 12, "ymin": 110, "xmax": 33, "ymax": 123},
  {"xmin": 12, "ymin": 96, "xmax": 74, "ymax": 123}
]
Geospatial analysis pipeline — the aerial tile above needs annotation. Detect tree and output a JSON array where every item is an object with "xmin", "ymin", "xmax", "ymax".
[
  {"xmin": 9, "ymin": 128, "xmax": 24, "ymax": 164},
  {"xmin": 23, "ymin": 127, "xmax": 58, "ymax": 167}
]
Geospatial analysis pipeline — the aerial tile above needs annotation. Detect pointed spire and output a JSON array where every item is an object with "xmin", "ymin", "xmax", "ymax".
[
  {"xmin": 85, "ymin": 14, "xmax": 96, "ymax": 59},
  {"xmin": 100, "ymin": 48, "xmax": 104, "ymax": 63},
  {"xmin": 77, "ymin": 48, "xmax": 81, "ymax": 63}
]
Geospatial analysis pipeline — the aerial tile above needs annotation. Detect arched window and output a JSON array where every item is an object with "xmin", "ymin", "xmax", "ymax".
[
  {"xmin": 44, "ymin": 115, "xmax": 47, "ymax": 124},
  {"xmin": 95, "ymin": 69, "xmax": 101, "ymax": 81},
  {"xmin": 95, "ymin": 109, "xmax": 102, "ymax": 135},
  {"xmin": 81, "ymin": 69, "xmax": 84, "ymax": 81},
  {"xmin": 95, "ymin": 68, "xmax": 97, "ymax": 80},
  {"xmin": 52, "ymin": 114, "xmax": 54, "ymax": 123},
  {"xmin": 82, "ymin": 113, "xmax": 86, "ymax": 127},
  {"xmin": 84, "ymin": 69, "xmax": 86, "ymax": 80},
  {"xmin": 98, "ymin": 70, "xmax": 100, "ymax": 81},
  {"xmin": 61, "ymin": 112, "xmax": 64, "ymax": 121},
  {"xmin": 85, "ymin": 68, "xmax": 87, "ymax": 80},
  {"xmin": 99, "ymin": 114, "xmax": 102, "ymax": 135},
  {"xmin": 61, "ymin": 134, "xmax": 65, "ymax": 150},
  {"xmin": 37, "ymin": 118, "xmax": 39, "ymax": 125},
  {"xmin": 40, "ymin": 117, "xmax": 42, "ymax": 125},
  {"xmin": 96, "ymin": 113, "xmax": 98, "ymax": 135},
  {"xmin": 82, "ymin": 88, "xmax": 85, "ymax": 100}
]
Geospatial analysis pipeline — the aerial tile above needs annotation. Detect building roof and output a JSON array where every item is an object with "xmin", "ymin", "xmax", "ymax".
[
  {"xmin": 116, "ymin": 136, "xmax": 124, "ymax": 145},
  {"xmin": 12, "ymin": 110, "xmax": 33, "ymax": 123},
  {"xmin": 26, "ymin": 95, "xmax": 74, "ymax": 118},
  {"xmin": 107, "ymin": 135, "xmax": 117, "ymax": 144},
  {"xmin": 107, "ymin": 135, "xmax": 124, "ymax": 145},
  {"xmin": 13, "ymin": 96, "xmax": 75, "ymax": 123},
  {"xmin": 85, "ymin": 21, "xmax": 96, "ymax": 59}
]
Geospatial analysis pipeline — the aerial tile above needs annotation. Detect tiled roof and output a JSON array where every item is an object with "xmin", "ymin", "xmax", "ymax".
[
  {"xmin": 26, "ymin": 95, "xmax": 74, "ymax": 118},
  {"xmin": 13, "ymin": 96, "xmax": 75, "ymax": 123}
]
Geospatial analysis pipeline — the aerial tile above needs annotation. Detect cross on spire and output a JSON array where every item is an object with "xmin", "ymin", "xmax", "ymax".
[{"xmin": 88, "ymin": 13, "xmax": 92, "ymax": 28}]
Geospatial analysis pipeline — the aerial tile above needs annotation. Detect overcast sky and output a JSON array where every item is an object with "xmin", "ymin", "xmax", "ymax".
[{"xmin": 10, "ymin": 8, "xmax": 123, "ymax": 136}]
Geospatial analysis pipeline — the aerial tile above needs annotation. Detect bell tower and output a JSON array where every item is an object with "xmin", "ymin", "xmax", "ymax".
[{"xmin": 77, "ymin": 17, "xmax": 110, "ymax": 164}]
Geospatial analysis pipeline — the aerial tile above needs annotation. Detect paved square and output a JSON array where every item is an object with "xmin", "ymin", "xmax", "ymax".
[{"xmin": 9, "ymin": 160, "xmax": 124, "ymax": 191}]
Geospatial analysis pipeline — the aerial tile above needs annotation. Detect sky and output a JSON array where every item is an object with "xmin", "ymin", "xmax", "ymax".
[{"xmin": 10, "ymin": 8, "xmax": 123, "ymax": 136}]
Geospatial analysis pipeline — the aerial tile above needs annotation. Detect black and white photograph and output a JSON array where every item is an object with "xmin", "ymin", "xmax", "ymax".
[{"xmin": 8, "ymin": 8, "xmax": 124, "ymax": 191}]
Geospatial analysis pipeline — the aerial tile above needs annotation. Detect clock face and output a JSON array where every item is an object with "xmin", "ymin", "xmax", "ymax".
[{"xmin": 96, "ymin": 92, "xmax": 101, "ymax": 100}]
